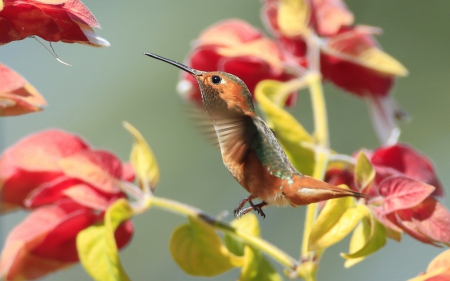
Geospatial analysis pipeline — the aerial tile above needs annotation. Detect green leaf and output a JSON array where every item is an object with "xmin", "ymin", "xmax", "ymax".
[
  {"xmin": 296, "ymin": 261, "xmax": 318, "ymax": 281},
  {"xmin": 225, "ymin": 213, "xmax": 261, "ymax": 256},
  {"xmin": 277, "ymin": 0, "xmax": 310, "ymax": 37},
  {"xmin": 123, "ymin": 121, "xmax": 159, "ymax": 190},
  {"xmin": 170, "ymin": 216, "xmax": 243, "ymax": 276},
  {"xmin": 77, "ymin": 199, "xmax": 133, "ymax": 281},
  {"xmin": 238, "ymin": 246, "xmax": 283, "ymax": 281},
  {"xmin": 385, "ymin": 226, "xmax": 402, "ymax": 242},
  {"xmin": 255, "ymin": 80, "xmax": 315, "ymax": 175},
  {"xmin": 222, "ymin": 214, "xmax": 282, "ymax": 281},
  {"xmin": 354, "ymin": 151, "xmax": 375, "ymax": 192},
  {"xmin": 341, "ymin": 214, "xmax": 386, "ymax": 267},
  {"xmin": 309, "ymin": 196, "xmax": 369, "ymax": 251}
]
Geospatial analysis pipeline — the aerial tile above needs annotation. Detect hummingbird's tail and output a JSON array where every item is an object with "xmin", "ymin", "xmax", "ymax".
[{"xmin": 283, "ymin": 175, "xmax": 366, "ymax": 206}]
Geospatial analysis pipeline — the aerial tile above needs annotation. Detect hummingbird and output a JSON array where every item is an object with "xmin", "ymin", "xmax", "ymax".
[{"xmin": 145, "ymin": 53, "xmax": 365, "ymax": 218}]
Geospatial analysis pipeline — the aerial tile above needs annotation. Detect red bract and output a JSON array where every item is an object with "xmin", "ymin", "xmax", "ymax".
[
  {"xmin": 0, "ymin": 129, "xmax": 130, "ymax": 212},
  {"xmin": 371, "ymin": 143, "xmax": 444, "ymax": 197},
  {"xmin": 0, "ymin": 0, "xmax": 109, "ymax": 46},
  {"xmin": 261, "ymin": 0, "xmax": 354, "ymax": 37},
  {"xmin": 325, "ymin": 143, "xmax": 450, "ymax": 245},
  {"xmin": 0, "ymin": 200, "xmax": 133, "ymax": 281},
  {"xmin": 412, "ymin": 249, "xmax": 450, "ymax": 281},
  {"xmin": 0, "ymin": 64, "xmax": 46, "ymax": 116},
  {"xmin": 177, "ymin": 19, "xmax": 296, "ymax": 106},
  {"xmin": 261, "ymin": 0, "xmax": 407, "ymax": 144}
]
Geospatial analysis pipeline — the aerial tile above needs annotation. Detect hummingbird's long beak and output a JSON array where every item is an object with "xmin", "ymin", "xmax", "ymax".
[{"xmin": 144, "ymin": 53, "xmax": 201, "ymax": 76}]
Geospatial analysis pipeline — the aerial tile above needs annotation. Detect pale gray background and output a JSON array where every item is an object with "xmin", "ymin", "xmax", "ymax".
[{"xmin": 1, "ymin": 0, "xmax": 450, "ymax": 280}]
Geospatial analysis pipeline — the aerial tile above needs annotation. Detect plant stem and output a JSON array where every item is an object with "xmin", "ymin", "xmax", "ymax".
[
  {"xmin": 148, "ymin": 196, "xmax": 299, "ymax": 270},
  {"xmin": 307, "ymin": 73, "xmax": 329, "ymax": 147},
  {"xmin": 300, "ymin": 31, "xmax": 331, "ymax": 267}
]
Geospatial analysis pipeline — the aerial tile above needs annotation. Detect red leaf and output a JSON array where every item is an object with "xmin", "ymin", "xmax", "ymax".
[
  {"xmin": 0, "ymin": 130, "xmax": 89, "ymax": 210},
  {"xmin": 379, "ymin": 176, "xmax": 435, "ymax": 214},
  {"xmin": 0, "ymin": 198, "xmax": 134, "ymax": 280},
  {"xmin": 197, "ymin": 19, "xmax": 263, "ymax": 47},
  {"xmin": 392, "ymin": 211, "xmax": 439, "ymax": 246},
  {"xmin": 59, "ymin": 150, "xmax": 123, "ymax": 193},
  {"xmin": 425, "ymin": 249, "xmax": 450, "ymax": 280},
  {"xmin": 121, "ymin": 162, "xmax": 136, "ymax": 182},
  {"xmin": 0, "ymin": 64, "xmax": 46, "ymax": 116},
  {"xmin": 62, "ymin": 0, "xmax": 100, "ymax": 28},
  {"xmin": 372, "ymin": 144, "xmax": 444, "ymax": 197},
  {"xmin": 0, "ymin": 0, "xmax": 108, "ymax": 46},
  {"xmin": 0, "ymin": 200, "xmax": 98, "ymax": 280},
  {"xmin": 320, "ymin": 52, "xmax": 394, "ymax": 98},
  {"xmin": 1, "ymin": 129, "xmax": 89, "ymax": 172},
  {"xmin": 26, "ymin": 176, "xmax": 119, "ymax": 210},
  {"xmin": 114, "ymin": 220, "xmax": 134, "ymax": 250},
  {"xmin": 25, "ymin": 177, "xmax": 83, "ymax": 208},
  {"xmin": 310, "ymin": 0, "xmax": 354, "ymax": 36},
  {"xmin": 0, "ymin": 170, "xmax": 62, "ymax": 211},
  {"xmin": 373, "ymin": 208, "xmax": 403, "ymax": 233},
  {"xmin": 408, "ymin": 198, "xmax": 450, "ymax": 243},
  {"xmin": 31, "ymin": 203, "xmax": 99, "ymax": 262}
]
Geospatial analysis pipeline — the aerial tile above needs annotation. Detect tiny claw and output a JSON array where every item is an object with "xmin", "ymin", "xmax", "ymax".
[
  {"xmin": 249, "ymin": 200, "xmax": 268, "ymax": 219},
  {"xmin": 236, "ymin": 207, "xmax": 251, "ymax": 218},
  {"xmin": 233, "ymin": 196, "xmax": 253, "ymax": 218}
]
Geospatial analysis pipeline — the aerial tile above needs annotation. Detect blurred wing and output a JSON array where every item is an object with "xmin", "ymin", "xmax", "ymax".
[
  {"xmin": 184, "ymin": 104, "xmax": 220, "ymax": 149},
  {"xmin": 186, "ymin": 104, "xmax": 260, "ymax": 165},
  {"xmin": 213, "ymin": 112, "xmax": 258, "ymax": 165}
]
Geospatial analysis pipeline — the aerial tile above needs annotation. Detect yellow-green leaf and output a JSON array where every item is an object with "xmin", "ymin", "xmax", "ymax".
[
  {"xmin": 170, "ymin": 216, "xmax": 243, "ymax": 276},
  {"xmin": 309, "ymin": 197, "xmax": 369, "ymax": 251},
  {"xmin": 231, "ymin": 213, "xmax": 261, "ymax": 237},
  {"xmin": 385, "ymin": 226, "xmax": 402, "ymax": 242},
  {"xmin": 341, "ymin": 214, "xmax": 386, "ymax": 267},
  {"xmin": 123, "ymin": 121, "xmax": 159, "ymax": 190},
  {"xmin": 341, "ymin": 217, "xmax": 369, "ymax": 267},
  {"xmin": 255, "ymin": 80, "xmax": 315, "ymax": 175},
  {"xmin": 277, "ymin": 0, "xmax": 310, "ymax": 37},
  {"xmin": 296, "ymin": 261, "xmax": 317, "ymax": 281},
  {"xmin": 77, "ymin": 199, "xmax": 133, "ymax": 281},
  {"xmin": 354, "ymin": 151, "xmax": 375, "ymax": 192},
  {"xmin": 357, "ymin": 47, "xmax": 408, "ymax": 77},
  {"xmin": 222, "ymin": 214, "xmax": 281, "ymax": 280},
  {"xmin": 225, "ymin": 213, "xmax": 261, "ymax": 256},
  {"xmin": 238, "ymin": 246, "xmax": 283, "ymax": 281}
]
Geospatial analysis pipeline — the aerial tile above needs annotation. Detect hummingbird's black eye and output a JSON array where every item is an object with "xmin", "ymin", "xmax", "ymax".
[{"xmin": 211, "ymin": 75, "xmax": 222, "ymax": 85}]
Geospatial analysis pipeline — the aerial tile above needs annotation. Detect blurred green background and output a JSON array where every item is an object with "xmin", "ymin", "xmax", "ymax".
[{"xmin": 1, "ymin": 0, "xmax": 450, "ymax": 280}]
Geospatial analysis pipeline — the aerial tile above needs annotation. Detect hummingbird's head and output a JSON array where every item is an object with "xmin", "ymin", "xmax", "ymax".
[{"xmin": 145, "ymin": 53, "xmax": 255, "ymax": 116}]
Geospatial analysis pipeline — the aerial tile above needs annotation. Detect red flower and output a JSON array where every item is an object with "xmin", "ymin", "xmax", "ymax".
[
  {"xmin": 261, "ymin": 0, "xmax": 354, "ymax": 37},
  {"xmin": 261, "ymin": 0, "xmax": 407, "ymax": 143},
  {"xmin": 0, "ymin": 200, "xmax": 133, "ymax": 280},
  {"xmin": 0, "ymin": 129, "xmax": 131, "ymax": 212},
  {"xmin": 0, "ymin": 64, "xmax": 46, "ymax": 116},
  {"xmin": 411, "ymin": 249, "xmax": 450, "ymax": 281},
  {"xmin": 371, "ymin": 144, "xmax": 444, "ymax": 197},
  {"xmin": 0, "ymin": 0, "xmax": 109, "ymax": 46},
  {"xmin": 325, "ymin": 143, "xmax": 450, "ymax": 245},
  {"xmin": 177, "ymin": 19, "xmax": 296, "ymax": 106},
  {"xmin": 0, "ymin": 130, "xmax": 135, "ymax": 280}
]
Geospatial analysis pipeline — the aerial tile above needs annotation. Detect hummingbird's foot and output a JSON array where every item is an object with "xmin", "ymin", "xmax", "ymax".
[
  {"xmin": 235, "ymin": 206, "xmax": 254, "ymax": 218},
  {"xmin": 234, "ymin": 197, "xmax": 249, "ymax": 218},
  {"xmin": 249, "ymin": 200, "xmax": 268, "ymax": 218},
  {"xmin": 234, "ymin": 195, "xmax": 257, "ymax": 218}
]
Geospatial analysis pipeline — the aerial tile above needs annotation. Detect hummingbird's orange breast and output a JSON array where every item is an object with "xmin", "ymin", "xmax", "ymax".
[{"xmin": 223, "ymin": 149, "xmax": 291, "ymax": 207}]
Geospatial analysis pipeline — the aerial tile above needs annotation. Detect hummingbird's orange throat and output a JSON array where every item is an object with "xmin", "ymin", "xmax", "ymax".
[{"xmin": 144, "ymin": 53, "xmax": 202, "ymax": 76}]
